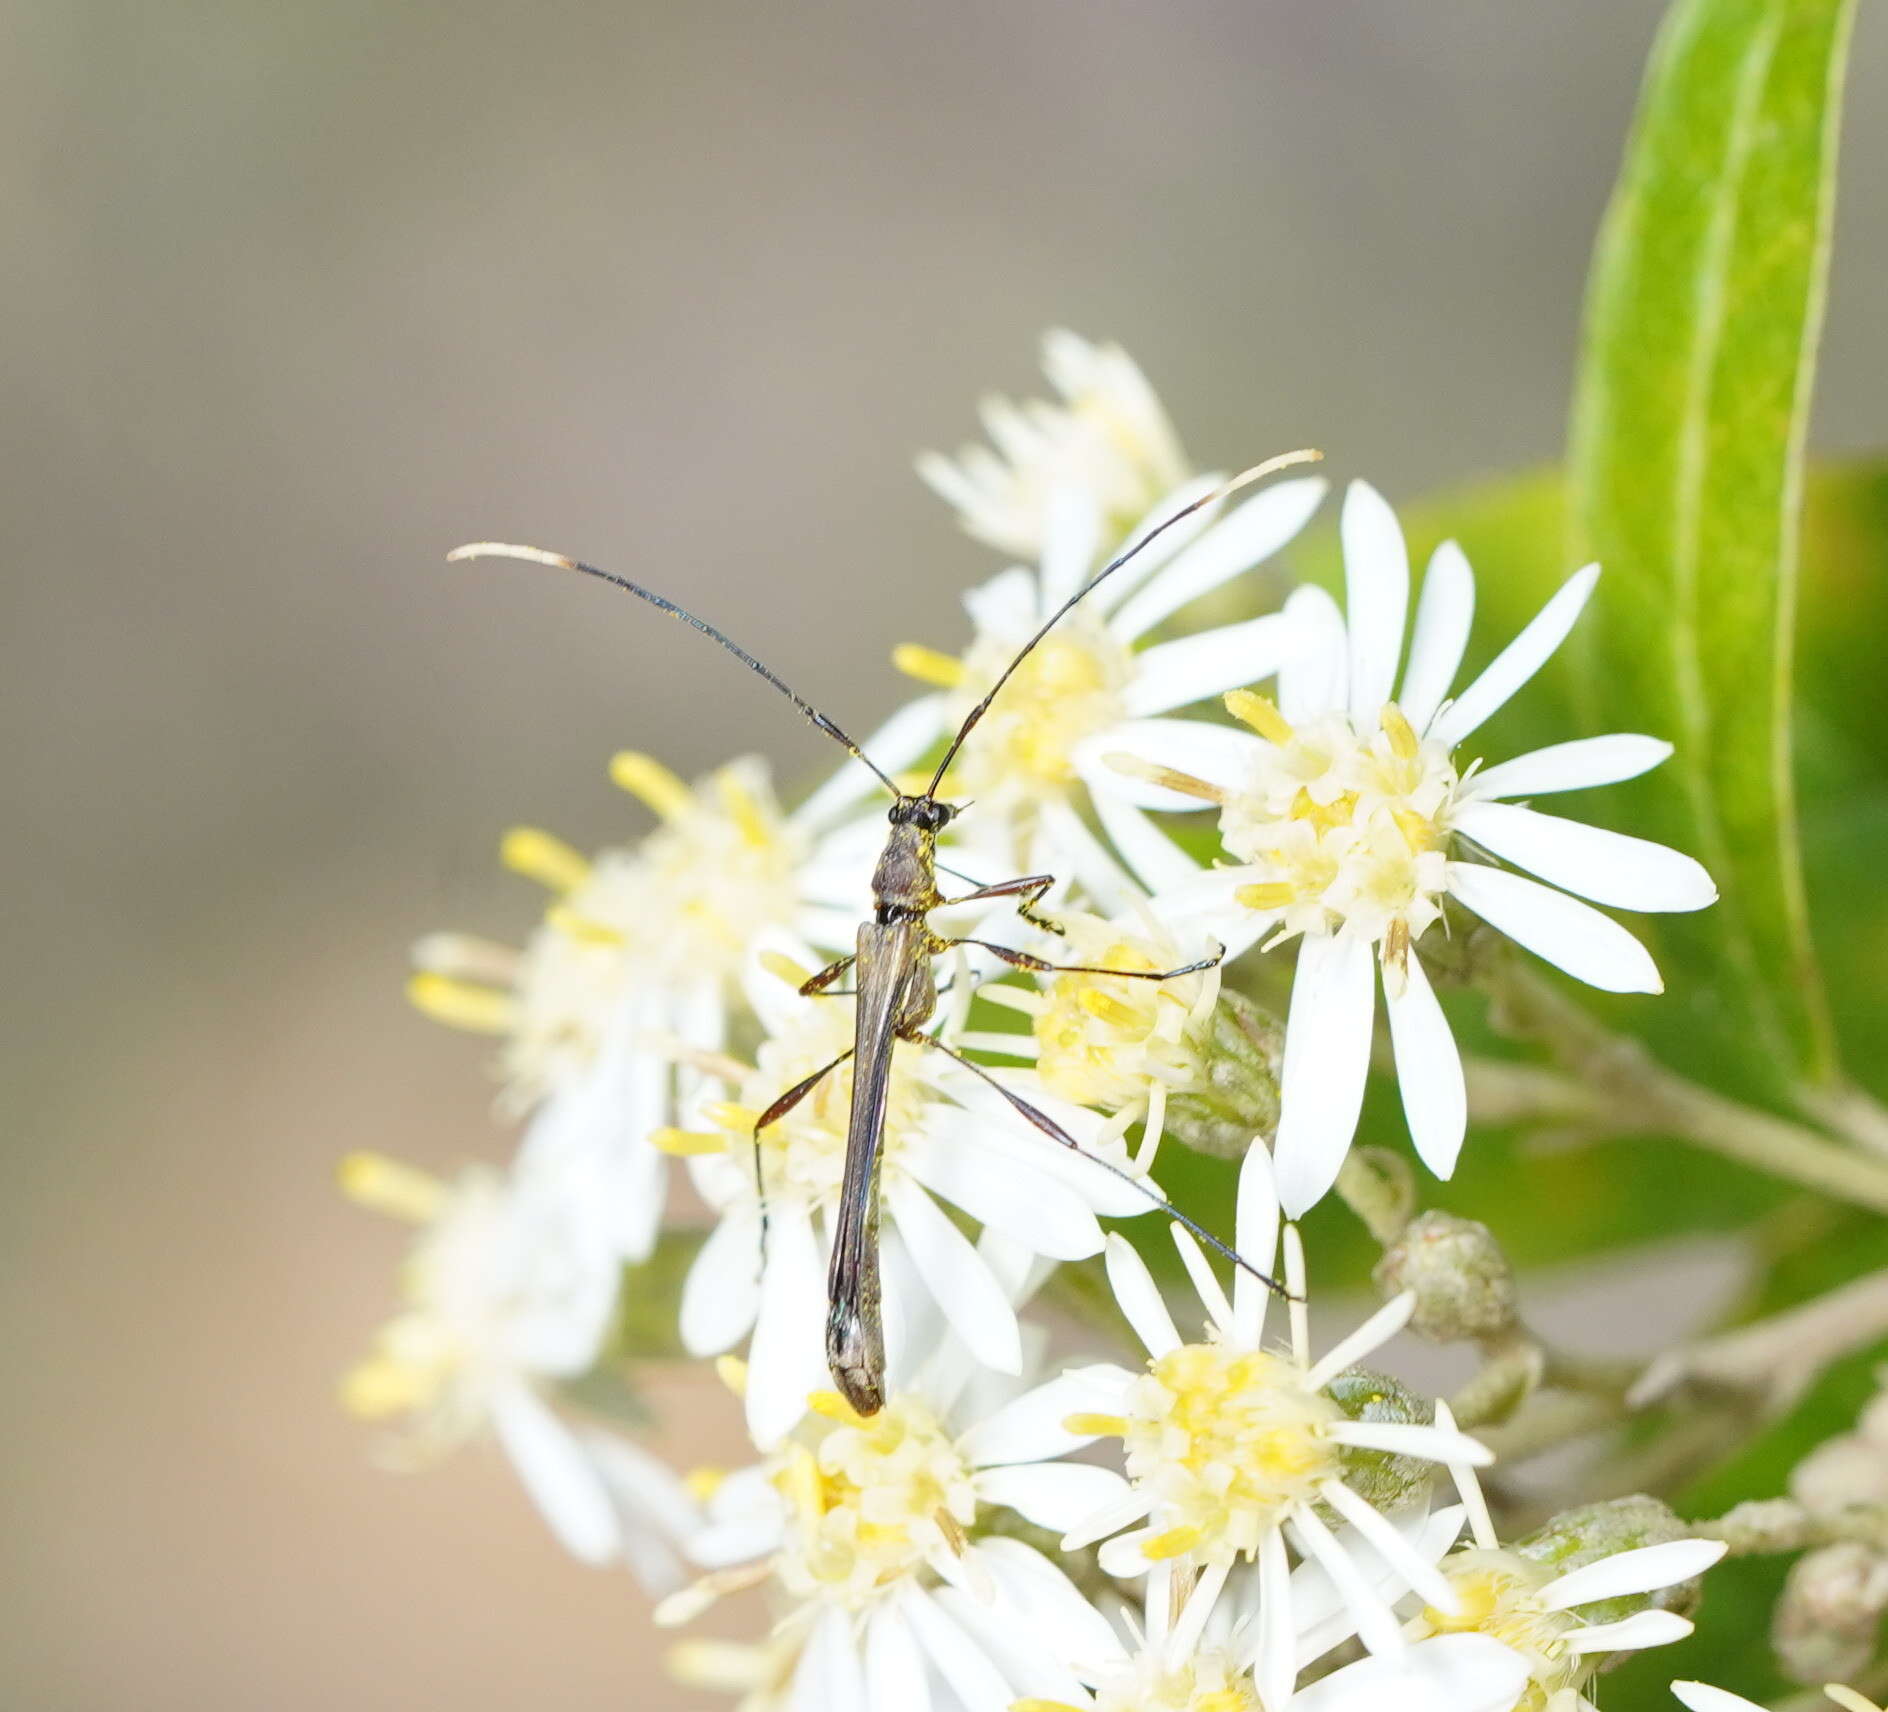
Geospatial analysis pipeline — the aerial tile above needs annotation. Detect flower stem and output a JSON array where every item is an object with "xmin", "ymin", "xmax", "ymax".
[{"xmin": 1697, "ymin": 1498, "xmax": 1888, "ymax": 1556}]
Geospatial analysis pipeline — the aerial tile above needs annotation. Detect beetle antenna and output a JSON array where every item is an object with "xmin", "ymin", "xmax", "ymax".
[
  {"xmin": 926, "ymin": 448, "xmax": 1321, "ymax": 796},
  {"xmin": 449, "ymin": 542, "xmax": 902, "ymax": 798}
]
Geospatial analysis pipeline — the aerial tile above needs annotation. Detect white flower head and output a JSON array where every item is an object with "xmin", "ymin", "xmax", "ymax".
[
  {"xmin": 1411, "ymin": 1408, "xmax": 1730, "ymax": 1711},
  {"xmin": 990, "ymin": 1146, "xmax": 1493, "ymax": 1672},
  {"xmin": 661, "ymin": 1333, "xmax": 1125, "ymax": 1712},
  {"xmin": 670, "ymin": 938, "xmax": 1161, "ymax": 1447},
  {"xmin": 1112, "ymin": 480, "xmax": 1717, "ymax": 1214},
  {"xmin": 339, "ymin": 1148, "xmax": 698, "ymax": 1583},
  {"xmin": 886, "ymin": 467, "xmax": 1326, "ymax": 895},
  {"xmin": 408, "ymin": 748, "xmax": 896, "ymax": 1260},
  {"xmin": 918, "ymin": 329, "xmax": 1191, "ymax": 559}
]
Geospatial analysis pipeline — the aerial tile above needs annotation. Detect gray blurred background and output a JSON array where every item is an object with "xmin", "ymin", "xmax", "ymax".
[{"xmin": 2, "ymin": 3, "xmax": 1883, "ymax": 1707}]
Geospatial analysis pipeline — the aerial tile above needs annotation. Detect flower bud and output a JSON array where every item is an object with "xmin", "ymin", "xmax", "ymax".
[
  {"xmin": 1322, "ymin": 1366, "xmax": 1436, "ymax": 1513},
  {"xmin": 1773, "ymin": 1543, "xmax": 1888, "ymax": 1685},
  {"xmin": 1163, "ymin": 989, "xmax": 1283, "ymax": 1159},
  {"xmin": 1516, "ymin": 1495, "xmax": 1703, "ymax": 1627},
  {"xmin": 1373, "ymin": 1211, "xmax": 1518, "ymax": 1343}
]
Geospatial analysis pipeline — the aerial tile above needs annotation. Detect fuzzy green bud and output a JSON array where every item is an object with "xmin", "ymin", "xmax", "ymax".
[
  {"xmin": 1323, "ymin": 1366, "xmax": 1436, "ymax": 1514},
  {"xmin": 1373, "ymin": 1211, "xmax": 1518, "ymax": 1343},
  {"xmin": 1516, "ymin": 1495, "xmax": 1704, "ymax": 1627},
  {"xmin": 1774, "ymin": 1543, "xmax": 1888, "ymax": 1684},
  {"xmin": 1164, "ymin": 989, "xmax": 1283, "ymax": 1158}
]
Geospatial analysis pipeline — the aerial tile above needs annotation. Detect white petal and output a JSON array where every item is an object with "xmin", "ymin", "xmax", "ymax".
[
  {"xmin": 863, "ymin": 1606, "xmax": 932, "ymax": 1712},
  {"xmin": 1277, "ymin": 584, "xmax": 1348, "ymax": 723},
  {"xmin": 1316, "ymin": 1480, "xmax": 1459, "ymax": 1612},
  {"xmin": 1110, "ymin": 476, "xmax": 1328, "ymax": 642},
  {"xmin": 1171, "ymin": 1223, "xmax": 1236, "ymax": 1336},
  {"xmin": 975, "ymin": 1462, "xmax": 1132, "ymax": 1533},
  {"xmin": 745, "ymin": 1207, "xmax": 830, "ymax": 1448},
  {"xmin": 1097, "ymin": 1527, "xmax": 1157, "ymax": 1577},
  {"xmin": 1327, "ymin": 1420, "xmax": 1494, "ymax": 1466},
  {"xmin": 1291, "ymin": 1634, "xmax": 1530, "ymax": 1712},
  {"xmin": 1232, "ymin": 1140, "xmax": 1282, "ymax": 1345},
  {"xmin": 1303, "ymin": 1291, "xmax": 1416, "ymax": 1392},
  {"xmin": 1384, "ymin": 954, "xmax": 1467, "ymax": 1180},
  {"xmin": 1399, "ymin": 540, "xmax": 1476, "ymax": 731},
  {"xmin": 902, "ymin": 1128, "xmax": 1103, "ymax": 1260},
  {"xmin": 679, "ymin": 1209, "xmax": 762, "ymax": 1356},
  {"xmin": 1287, "ymin": 1504, "xmax": 1404, "ymax": 1657},
  {"xmin": 795, "ymin": 693, "xmax": 947, "ymax": 829},
  {"xmin": 1447, "ymin": 862, "xmax": 1663, "ymax": 993},
  {"xmin": 978, "ymin": 1537, "xmax": 1126, "ymax": 1672},
  {"xmin": 1562, "ymin": 1608, "xmax": 1694, "ymax": 1655},
  {"xmin": 1291, "ymin": 1505, "xmax": 1469, "ymax": 1669},
  {"xmin": 1104, "ymin": 1232, "xmax": 1182, "ymax": 1357},
  {"xmin": 1124, "ymin": 614, "xmax": 1294, "ymax": 717},
  {"xmin": 1539, "ymin": 1538, "xmax": 1728, "ymax": 1611},
  {"xmin": 1063, "ymin": 1486, "xmax": 1158, "ymax": 1553},
  {"xmin": 1040, "ymin": 485, "xmax": 1104, "ymax": 609},
  {"xmin": 963, "ymin": 563, "xmax": 1038, "ymax": 637},
  {"xmin": 1074, "ymin": 717, "xmax": 1265, "ymax": 811},
  {"xmin": 959, "ymin": 1364, "xmax": 1133, "ymax": 1467},
  {"xmin": 1036, "ymin": 794, "xmax": 1138, "ymax": 914},
  {"xmin": 1146, "ymin": 864, "xmax": 1278, "ymax": 961},
  {"xmin": 1273, "ymin": 934, "xmax": 1376, "ymax": 1218},
  {"xmin": 795, "ymin": 1604, "xmax": 866, "ymax": 1712},
  {"xmin": 1464, "ymin": 733, "xmax": 1674, "ymax": 800},
  {"xmin": 1454, "ymin": 802, "xmax": 1718, "ymax": 913},
  {"xmin": 889, "ymin": 1180, "xmax": 1023, "ymax": 1375},
  {"xmin": 1429, "ymin": 563, "xmax": 1600, "ymax": 748},
  {"xmin": 1672, "ymin": 1684, "xmax": 1768, "ymax": 1712},
  {"xmin": 927, "ymin": 1582, "xmax": 1091, "ymax": 1707},
  {"xmin": 898, "ymin": 1585, "xmax": 1016, "ymax": 1712},
  {"xmin": 488, "ymin": 1387, "xmax": 620, "ymax": 1565},
  {"xmin": 1091, "ymin": 474, "xmax": 1232, "ymax": 616},
  {"xmin": 1254, "ymin": 1524, "xmax": 1296, "ymax": 1712},
  {"xmin": 1093, "ymin": 789, "xmax": 1202, "ymax": 895},
  {"xmin": 1341, "ymin": 481, "xmax": 1411, "ymax": 726}
]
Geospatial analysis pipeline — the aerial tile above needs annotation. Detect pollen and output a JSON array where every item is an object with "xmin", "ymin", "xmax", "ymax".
[
  {"xmin": 406, "ymin": 971, "xmax": 517, "ymax": 1034},
  {"xmin": 500, "ymin": 825, "xmax": 591, "ymax": 894},
  {"xmin": 338, "ymin": 1151, "xmax": 446, "ymax": 1223},
  {"xmin": 609, "ymin": 750, "xmax": 694, "ymax": 821},
  {"xmin": 651, "ymin": 1127, "xmax": 726, "ymax": 1157},
  {"xmin": 891, "ymin": 642, "xmax": 967, "ymax": 688},
  {"xmin": 1225, "ymin": 688, "xmax": 1294, "ymax": 746}
]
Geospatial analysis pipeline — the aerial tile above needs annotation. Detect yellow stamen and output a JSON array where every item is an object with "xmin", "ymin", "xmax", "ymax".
[
  {"xmin": 934, "ymin": 1506, "xmax": 970, "ymax": 1556},
  {"xmin": 1141, "ymin": 1523, "xmax": 1205, "ymax": 1561},
  {"xmin": 1197, "ymin": 1693, "xmax": 1251, "ymax": 1712},
  {"xmin": 1104, "ymin": 752, "xmax": 1227, "ymax": 804},
  {"xmin": 500, "ymin": 825, "xmax": 591, "ymax": 893},
  {"xmin": 715, "ymin": 769, "xmax": 773, "ymax": 848},
  {"xmin": 339, "ymin": 1355, "xmax": 432, "ymax": 1418},
  {"xmin": 777, "ymin": 1441, "xmax": 825, "ymax": 1524},
  {"xmin": 807, "ymin": 1388, "xmax": 865, "ymax": 1425},
  {"xmin": 406, "ymin": 971, "xmax": 516, "ymax": 1033},
  {"xmin": 544, "ymin": 903, "xmax": 627, "ymax": 946},
  {"xmin": 1236, "ymin": 881, "xmax": 1296, "ymax": 912},
  {"xmin": 683, "ymin": 1465, "xmax": 727, "ymax": 1502},
  {"xmin": 1393, "ymin": 807, "xmax": 1438, "ymax": 852},
  {"xmin": 608, "ymin": 751, "xmax": 694, "ymax": 821},
  {"xmin": 760, "ymin": 950, "xmax": 812, "ymax": 990},
  {"xmin": 705, "ymin": 1100, "xmax": 760, "ymax": 1133},
  {"xmin": 714, "ymin": 1354, "xmax": 748, "ymax": 1397},
  {"xmin": 892, "ymin": 642, "xmax": 967, "ymax": 688},
  {"xmin": 1380, "ymin": 702, "xmax": 1420, "ymax": 759},
  {"xmin": 1384, "ymin": 918, "xmax": 1411, "ymax": 981},
  {"xmin": 1225, "ymin": 689, "xmax": 1295, "ymax": 745},
  {"xmin": 651, "ymin": 1127, "xmax": 726, "ymax": 1157},
  {"xmin": 1288, "ymin": 786, "xmax": 1356, "ymax": 832},
  {"xmin": 1078, "ymin": 988, "xmax": 1145, "ymax": 1031},
  {"xmin": 1062, "ymin": 1412, "xmax": 1130, "ymax": 1437},
  {"xmin": 338, "ymin": 1150, "xmax": 445, "ymax": 1222},
  {"xmin": 409, "ymin": 932, "xmax": 519, "ymax": 984}
]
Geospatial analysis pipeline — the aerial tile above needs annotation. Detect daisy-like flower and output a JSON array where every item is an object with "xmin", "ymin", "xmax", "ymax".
[
  {"xmin": 664, "ymin": 938, "xmax": 1160, "ymax": 1446},
  {"xmin": 967, "ymin": 902, "xmax": 1224, "ymax": 1170},
  {"xmin": 885, "ymin": 466, "xmax": 1326, "ymax": 895},
  {"xmin": 1405, "ymin": 1409, "xmax": 1730, "ymax": 1711},
  {"xmin": 918, "ymin": 329, "xmax": 1191, "ymax": 559},
  {"xmin": 1676, "ymin": 1685, "xmax": 1882, "ymax": 1712},
  {"xmin": 659, "ymin": 1334, "xmax": 1127, "ymax": 1712},
  {"xmin": 1107, "ymin": 480, "xmax": 1718, "ymax": 1214},
  {"xmin": 338, "ymin": 1148, "xmax": 699, "ymax": 1584},
  {"xmin": 996, "ymin": 1145, "xmax": 1494, "ymax": 1659},
  {"xmin": 406, "ymin": 743, "xmax": 913, "ymax": 1260}
]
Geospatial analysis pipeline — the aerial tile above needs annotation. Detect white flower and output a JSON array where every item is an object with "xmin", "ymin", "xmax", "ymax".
[
  {"xmin": 666, "ymin": 939, "xmax": 1159, "ymax": 1447},
  {"xmin": 1406, "ymin": 1407, "xmax": 1730, "ymax": 1710},
  {"xmin": 918, "ymin": 329, "xmax": 1191, "ymax": 559},
  {"xmin": 1675, "ymin": 1685, "xmax": 1882, "ymax": 1712},
  {"xmin": 884, "ymin": 469, "xmax": 1326, "ymax": 896},
  {"xmin": 1108, "ymin": 480, "xmax": 1717, "ymax": 1214},
  {"xmin": 1285, "ymin": 1635, "xmax": 1534, "ymax": 1712},
  {"xmin": 338, "ymin": 1148, "xmax": 698, "ymax": 1585},
  {"xmin": 992, "ymin": 1146, "xmax": 1493, "ymax": 1662},
  {"xmin": 659, "ymin": 1335, "xmax": 1124, "ymax": 1712},
  {"xmin": 407, "ymin": 744, "xmax": 912, "ymax": 1260}
]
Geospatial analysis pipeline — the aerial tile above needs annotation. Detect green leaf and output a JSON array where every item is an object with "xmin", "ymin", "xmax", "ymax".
[{"xmin": 1566, "ymin": 0, "xmax": 1857, "ymax": 1091}]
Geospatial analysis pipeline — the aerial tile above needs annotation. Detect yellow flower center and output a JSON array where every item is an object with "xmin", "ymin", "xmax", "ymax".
[
  {"xmin": 948, "ymin": 609, "xmax": 1134, "ymax": 797},
  {"xmin": 1220, "ymin": 699, "xmax": 1458, "ymax": 963},
  {"xmin": 1016, "ymin": 1651, "xmax": 1261, "ymax": 1712},
  {"xmin": 1420, "ymin": 1550, "xmax": 1581, "ymax": 1710},
  {"xmin": 1110, "ymin": 1342, "xmax": 1341, "ymax": 1564},
  {"xmin": 771, "ymin": 1392, "xmax": 977, "ymax": 1608}
]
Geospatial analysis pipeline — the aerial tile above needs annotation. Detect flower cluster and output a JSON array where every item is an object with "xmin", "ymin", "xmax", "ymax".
[{"xmin": 346, "ymin": 331, "xmax": 1731, "ymax": 1706}]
